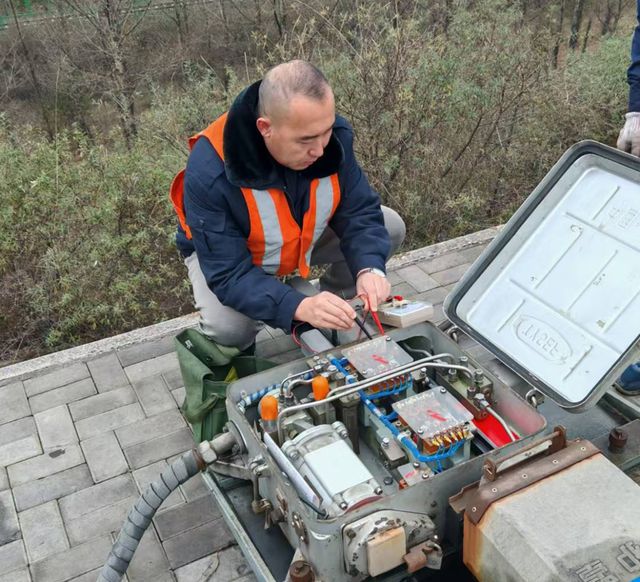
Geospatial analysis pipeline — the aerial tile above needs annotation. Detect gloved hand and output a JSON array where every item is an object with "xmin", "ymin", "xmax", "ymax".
[{"xmin": 617, "ymin": 112, "xmax": 640, "ymax": 157}]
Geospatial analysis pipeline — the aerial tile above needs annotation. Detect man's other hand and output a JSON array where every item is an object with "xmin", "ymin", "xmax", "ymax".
[
  {"xmin": 617, "ymin": 112, "xmax": 640, "ymax": 157},
  {"xmin": 356, "ymin": 272, "xmax": 391, "ymax": 312},
  {"xmin": 294, "ymin": 292, "xmax": 356, "ymax": 330}
]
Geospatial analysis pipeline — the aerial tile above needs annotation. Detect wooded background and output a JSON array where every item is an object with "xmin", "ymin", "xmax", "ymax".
[{"xmin": 0, "ymin": 0, "xmax": 636, "ymax": 364}]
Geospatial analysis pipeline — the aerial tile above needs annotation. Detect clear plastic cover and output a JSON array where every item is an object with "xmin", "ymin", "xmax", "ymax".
[
  {"xmin": 342, "ymin": 337, "xmax": 413, "ymax": 378},
  {"xmin": 393, "ymin": 390, "xmax": 473, "ymax": 440}
]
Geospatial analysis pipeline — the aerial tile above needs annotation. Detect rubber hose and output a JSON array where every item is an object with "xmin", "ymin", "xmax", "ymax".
[{"xmin": 97, "ymin": 449, "xmax": 202, "ymax": 582}]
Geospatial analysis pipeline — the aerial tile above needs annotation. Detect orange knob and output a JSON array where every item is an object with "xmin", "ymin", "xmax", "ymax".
[
  {"xmin": 260, "ymin": 395, "xmax": 279, "ymax": 421},
  {"xmin": 312, "ymin": 375, "xmax": 330, "ymax": 401}
]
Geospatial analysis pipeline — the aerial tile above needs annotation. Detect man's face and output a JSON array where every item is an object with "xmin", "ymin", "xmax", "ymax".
[{"xmin": 257, "ymin": 92, "xmax": 336, "ymax": 171}]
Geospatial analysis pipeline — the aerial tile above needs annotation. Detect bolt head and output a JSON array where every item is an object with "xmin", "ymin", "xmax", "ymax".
[
  {"xmin": 340, "ymin": 501, "xmax": 348, "ymax": 510},
  {"xmin": 609, "ymin": 428, "xmax": 628, "ymax": 452}
]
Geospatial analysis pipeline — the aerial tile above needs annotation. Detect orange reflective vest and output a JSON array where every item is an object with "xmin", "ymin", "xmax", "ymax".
[{"xmin": 169, "ymin": 113, "xmax": 341, "ymax": 278}]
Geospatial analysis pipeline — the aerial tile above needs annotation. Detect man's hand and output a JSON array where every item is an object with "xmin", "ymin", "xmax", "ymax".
[
  {"xmin": 617, "ymin": 112, "xmax": 640, "ymax": 157},
  {"xmin": 294, "ymin": 292, "xmax": 356, "ymax": 330},
  {"xmin": 356, "ymin": 271, "xmax": 391, "ymax": 312}
]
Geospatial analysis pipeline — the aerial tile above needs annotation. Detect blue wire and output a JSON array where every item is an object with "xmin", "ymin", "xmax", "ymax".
[
  {"xmin": 330, "ymin": 358, "xmax": 356, "ymax": 384},
  {"xmin": 368, "ymin": 377, "xmax": 413, "ymax": 400},
  {"xmin": 359, "ymin": 388, "xmax": 463, "ymax": 464},
  {"xmin": 333, "ymin": 356, "xmax": 464, "ymax": 467}
]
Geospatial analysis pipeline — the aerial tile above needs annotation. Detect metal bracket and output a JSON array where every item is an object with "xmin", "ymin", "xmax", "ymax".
[
  {"xmin": 291, "ymin": 511, "xmax": 308, "ymax": 544},
  {"xmin": 211, "ymin": 458, "xmax": 252, "ymax": 480},
  {"xmin": 482, "ymin": 426, "xmax": 567, "ymax": 482},
  {"xmin": 403, "ymin": 539, "xmax": 443, "ymax": 573}
]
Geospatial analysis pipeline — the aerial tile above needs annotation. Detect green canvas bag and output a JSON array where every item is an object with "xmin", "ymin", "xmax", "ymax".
[{"xmin": 174, "ymin": 328, "xmax": 278, "ymax": 443}]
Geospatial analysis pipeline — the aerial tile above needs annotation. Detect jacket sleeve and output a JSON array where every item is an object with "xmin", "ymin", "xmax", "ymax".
[
  {"xmin": 183, "ymin": 141, "xmax": 306, "ymax": 331},
  {"xmin": 628, "ymin": 0, "xmax": 640, "ymax": 112},
  {"xmin": 329, "ymin": 123, "xmax": 391, "ymax": 276}
]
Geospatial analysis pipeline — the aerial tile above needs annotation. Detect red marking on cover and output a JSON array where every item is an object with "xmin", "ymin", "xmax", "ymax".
[{"xmin": 427, "ymin": 409, "xmax": 447, "ymax": 422}]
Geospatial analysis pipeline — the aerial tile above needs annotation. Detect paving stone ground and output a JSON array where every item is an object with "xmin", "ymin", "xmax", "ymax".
[{"xmin": 0, "ymin": 234, "xmax": 492, "ymax": 582}]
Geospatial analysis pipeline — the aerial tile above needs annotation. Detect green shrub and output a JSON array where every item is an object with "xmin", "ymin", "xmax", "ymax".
[
  {"xmin": 0, "ymin": 123, "xmax": 189, "ymax": 362},
  {"xmin": 0, "ymin": 0, "xmax": 632, "ymax": 364}
]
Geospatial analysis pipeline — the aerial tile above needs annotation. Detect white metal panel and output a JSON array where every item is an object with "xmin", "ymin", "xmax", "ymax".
[{"xmin": 455, "ymin": 154, "xmax": 640, "ymax": 405}]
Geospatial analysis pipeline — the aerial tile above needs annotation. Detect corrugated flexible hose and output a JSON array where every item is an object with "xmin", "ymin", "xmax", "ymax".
[{"xmin": 97, "ymin": 449, "xmax": 203, "ymax": 582}]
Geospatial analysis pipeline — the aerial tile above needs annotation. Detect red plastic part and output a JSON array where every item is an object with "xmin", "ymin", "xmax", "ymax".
[{"xmin": 472, "ymin": 414, "xmax": 519, "ymax": 448}]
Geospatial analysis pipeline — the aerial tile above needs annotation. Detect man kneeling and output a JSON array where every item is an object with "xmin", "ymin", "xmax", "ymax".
[{"xmin": 170, "ymin": 60, "xmax": 406, "ymax": 350}]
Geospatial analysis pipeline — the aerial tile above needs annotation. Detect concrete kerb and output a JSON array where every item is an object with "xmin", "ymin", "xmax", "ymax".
[
  {"xmin": 386, "ymin": 225, "xmax": 502, "ymax": 270},
  {"xmin": 0, "ymin": 226, "xmax": 501, "ymax": 386},
  {"xmin": 0, "ymin": 314, "xmax": 199, "ymax": 387}
]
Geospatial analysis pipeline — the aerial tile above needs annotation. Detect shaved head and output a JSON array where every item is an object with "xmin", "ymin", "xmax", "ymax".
[
  {"xmin": 258, "ymin": 60, "xmax": 332, "ymax": 120},
  {"xmin": 256, "ymin": 60, "xmax": 335, "ymax": 170}
]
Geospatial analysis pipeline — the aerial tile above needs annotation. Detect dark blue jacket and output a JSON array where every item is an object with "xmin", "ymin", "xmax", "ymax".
[
  {"xmin": 176, "ymin": 81, "xmax": 390, "ymax": 332},
  {"xmin": 628, "ymin": 0, "xmax": 640, "ymax": 111}
]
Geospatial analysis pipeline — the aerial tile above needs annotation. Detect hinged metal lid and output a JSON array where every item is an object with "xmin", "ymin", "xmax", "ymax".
[{"xmin": 444, "ymin": 141, "xmax": 640, "ymax": 412}]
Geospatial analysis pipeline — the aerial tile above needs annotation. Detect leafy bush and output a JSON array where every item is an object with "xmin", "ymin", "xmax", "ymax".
[
  {"xmin": 0, "ymin": 121, "xmax": 189, "ymax": 362},
  {"xmin": 0, "ymin": 0, "xmax": 632, "ymax": 364},
  {"xmin": 255, "ymin": 0, "xmax": 628, "ymax": 242}
]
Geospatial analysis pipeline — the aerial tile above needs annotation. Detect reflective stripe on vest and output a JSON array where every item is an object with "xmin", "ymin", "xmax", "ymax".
[{"xmin": 169, "ymin": 113, "xmax": 341, "ymax": 278}]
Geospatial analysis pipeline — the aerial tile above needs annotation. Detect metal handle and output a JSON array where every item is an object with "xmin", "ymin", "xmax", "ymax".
[{"xmin": 483, "ymin": 425, "xmax": 567, "ymax": 482}]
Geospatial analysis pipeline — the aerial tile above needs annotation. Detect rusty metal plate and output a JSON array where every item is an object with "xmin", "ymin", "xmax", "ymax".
[{"xmin": 452, "ymin": 437, "xmax": 600, "ymax": 525}]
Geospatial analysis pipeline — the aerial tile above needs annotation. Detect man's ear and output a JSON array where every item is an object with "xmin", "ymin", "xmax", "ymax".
[{"xmin": 256, "ymin": 117, "xmax": 272, "ymax": 138}]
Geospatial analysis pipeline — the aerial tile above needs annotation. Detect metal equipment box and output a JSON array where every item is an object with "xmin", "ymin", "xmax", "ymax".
[{"xmin": 203, "ymin": 141, "xmax": 640, "ymax": 582}]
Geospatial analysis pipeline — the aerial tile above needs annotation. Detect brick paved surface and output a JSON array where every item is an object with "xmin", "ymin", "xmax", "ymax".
[{"xmin": 0, "ymin": 235, "xmax": 494, "ymax": 582}]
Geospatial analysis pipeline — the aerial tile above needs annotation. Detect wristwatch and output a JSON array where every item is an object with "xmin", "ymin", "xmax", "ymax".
[{"xmin": 356, "ymin": 267, "xmax": 387, "ymax": 279}]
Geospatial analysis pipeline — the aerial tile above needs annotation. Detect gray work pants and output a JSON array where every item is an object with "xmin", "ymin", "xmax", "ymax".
[{"xmin": 185, "ymin": 206, "xmax": 406, "ymax": 350}]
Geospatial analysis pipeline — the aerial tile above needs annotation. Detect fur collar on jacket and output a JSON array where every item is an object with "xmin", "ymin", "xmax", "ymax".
[{"xmin": 222, "ymin": 81, "xmax": 345, "ymax": 189}]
